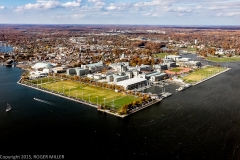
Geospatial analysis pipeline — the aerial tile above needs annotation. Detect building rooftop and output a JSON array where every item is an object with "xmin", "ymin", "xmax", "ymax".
[
  {"xmin": 32, "ymin": 62, "xmax": 53, "ymax": 69},
  {"xmin": 145, "ymin": 71, "xmax": 159, "ymax": 77},
  {"xmin": 116, "ymin": 78, "xmax": 146, "ymax": 87},
  {"xmin": 84, "ymin": 61, "xmax": 103, "ymax": 67}
]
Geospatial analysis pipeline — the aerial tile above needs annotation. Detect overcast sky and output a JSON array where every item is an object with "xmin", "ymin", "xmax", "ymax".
[{"xmin": 0, "ymin": 0, "xmax": 239, "ymax": 25}]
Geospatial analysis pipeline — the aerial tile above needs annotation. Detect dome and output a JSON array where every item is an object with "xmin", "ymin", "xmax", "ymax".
[{"xmin": 32, "ymin": 62, "xmax": 53, "ymax": 69}]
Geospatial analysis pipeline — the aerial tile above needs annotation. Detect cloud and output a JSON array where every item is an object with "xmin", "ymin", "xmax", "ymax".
[
  {"xmin": 50, "ymin": 13, "xmax": 85, "ymax": 19},
  {"xmin": 51, "ymin": 15, "xmax": 69, "ymax": 18},
  {"xmin": 72, "ymin": 14, "xmax": 85, "ymax": 18},
  {"xmin": 106, "ymin": 4, "xmax": 117, "ymax": 10},
  {"xmin": 207, "ymin": 5, "xmax": 229, "ymax": 11},
  {"xmin": 88, "ymin": 0, "xmax": 99, "ymax": 2},
  {"xmin": 15, "ymin": 1, "xmax": 60, "ymax": 12},
  {"xmin": 62, "ymin": 1, "xmax": 81, "ymax": 7},
  {"xmin": 105, "ymin": 2, "xmax": 132, "ymax": 11},
  {"xmin": 8, "ymin": 0, "xmax": 240, "ymax": 25},
  {"xmin": 15, "ymin": 0, "xmax": 81, "ymax": 12},
  {"xmin": 0, "ymin": 6, "xmax": 4, "ymax": 9},
  {"xmin": 134, "ymin": 0, "xmax": 174, "ymax": 7},
  {"xmin": 88, "ymin": 0, "xmax": 105, "ymax": 8},
  {"xmin": 216, "ymin": 12, "xmax": 240, "ymax": 17},
  {"xmin": 170, "ymin": 7, "xmax": 192, "ymax": 13},
  {"xmin": 132, "ymin": 0, "xmax": 240, "ymax": 19}
]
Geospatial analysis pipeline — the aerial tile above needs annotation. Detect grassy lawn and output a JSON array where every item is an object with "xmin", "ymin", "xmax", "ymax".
[
  {"xmin": 27, "ymin": 77, "xmax": 59, "ymax": 84},
  {"xmin": 30, "ymin": 79, "xmax": 139, "ymax": 111},
  {"xmin": 105, "ymin": 96, "xmax": 138, "ymax": 110},
  {"xmin": 205, "ymin": 56, "xmax": 240, "ymax": 62},
  {"xmin": 182, "ymin": 66, "xmax": 226, "ymax": 83},
  {"xmin": 169, "ymin": 68, "xmax": 183, "ymax": 72},
  {"xmin": 187, "ymin": 47, "xmax": 197, "ymax": 52}
]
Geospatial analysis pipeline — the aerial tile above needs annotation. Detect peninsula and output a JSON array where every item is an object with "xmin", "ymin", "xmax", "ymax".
[{"xmin": 0, "ymin": 25, "xmax": 236, "ymax": 117}]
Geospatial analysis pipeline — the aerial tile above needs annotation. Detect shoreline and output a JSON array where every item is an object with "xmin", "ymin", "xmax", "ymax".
[{"xmin": 17, "ymin": 78, "xmax": 162, "ymax": 118}]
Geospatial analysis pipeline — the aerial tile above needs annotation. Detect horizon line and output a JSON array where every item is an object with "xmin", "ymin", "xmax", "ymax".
[{"xmin": 0, "ymin": 23, "xmax": 240, "ymax": 27}]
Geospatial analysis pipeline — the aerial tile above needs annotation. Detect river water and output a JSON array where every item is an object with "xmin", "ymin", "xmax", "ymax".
[
  {"xmin": 0, "ymin": 42, "xmax": 13, "ymax": 53},
  {"xmin": 1, "ymin": 58, "xmax": 240, "ymax": 159}
]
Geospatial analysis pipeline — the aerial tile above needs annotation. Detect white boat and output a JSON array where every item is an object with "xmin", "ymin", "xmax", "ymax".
[
  {"xmin": 160, "ymin": 92, "xmax": 172, "ymax": 98},
  {"xmin": 163, "ymin": 92, "xmax": 172, "ymax": 97},
  {"xmin": 176, "ymin": 84, "xmax": 191, "ymax": 91},
  {"xmin": 184, "ymin": 84, "xmax": 192, "ymax": 88},
  {"xmin": 6, "ymin": 103, "xmax": 12, "ymax": 112},
  {"xmin": 176, "ymin": 87, "xmax": 184, "ymax": 91}
]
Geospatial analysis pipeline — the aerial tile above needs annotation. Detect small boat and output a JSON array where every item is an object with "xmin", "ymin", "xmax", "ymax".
[
  {"xmin": 160, "ymin": 92, "xmax": 172, "ymax": 99},
  {"xmin": 176, "ymin": 87, "xmax": 184, "ymax": 91},
  {"xmin": 176, "ymin": 84, "xmax": 191, "ymax": 92},
  {"xmin": 6, "ymin": 103, "xmax": 12, "ymax": 112}
]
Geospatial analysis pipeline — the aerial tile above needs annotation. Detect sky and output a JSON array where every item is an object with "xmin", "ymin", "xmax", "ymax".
[{"xmin": 0, "ymin": 0, "xmax": 240, "ymax": 25}]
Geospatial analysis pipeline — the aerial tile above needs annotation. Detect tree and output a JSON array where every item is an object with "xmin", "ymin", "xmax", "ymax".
[
  {"xmin": 132, "ymin": 100, "xmax": 137, "ymax": 106},
  {"xmin": 119, "ymin": 104, "xmax": 128, "ymax": 115}
]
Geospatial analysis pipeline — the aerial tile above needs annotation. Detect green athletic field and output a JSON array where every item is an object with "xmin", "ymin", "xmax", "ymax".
[
  {"xmin": 205, "ymin": 56, "xmax": 240, "ymax": 62},
  {"xmin": 182, "ymin": 66, "xmax": 226, "ymax": 83},
  {"xmin": 27, "ymin": 78, "xmax": 139, "ymax": 111}
]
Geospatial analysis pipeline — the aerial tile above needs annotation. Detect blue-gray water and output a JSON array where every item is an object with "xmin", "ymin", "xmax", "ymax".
[
  {"xmin": 0, "ymin": 43, "xmax": 13, "ymax": 52},
  {"xmin": 1, "ymin": 61, "xmax": 240, "ymax": 159}
]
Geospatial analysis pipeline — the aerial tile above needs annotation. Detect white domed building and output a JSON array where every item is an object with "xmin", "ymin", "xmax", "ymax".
[{"xmin": 32, "ymin": 62, "xmax": 54, "ymax": 70}]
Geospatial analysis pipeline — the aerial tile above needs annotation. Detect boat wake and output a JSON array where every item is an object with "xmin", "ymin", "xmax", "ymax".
[
  {"xmin": 34, "ymin": 98, "xmax": 57, "ymax": 106},
  {"xmin": 33, "ymin": 97, "xmax": 69, "ymax": 122}
]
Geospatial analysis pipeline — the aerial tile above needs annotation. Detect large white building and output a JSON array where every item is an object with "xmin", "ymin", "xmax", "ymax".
[
  {"xmin": 29, "ymin": 70, "xmax": 48, "ymax": 79},
  {"xmin": 116, "ymin": 78, "xmax": 147, "ymax": 90},
  {"xmin": 32, "ymin": 62, "xmax": 54, "ymax": 70}
]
